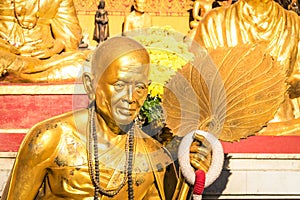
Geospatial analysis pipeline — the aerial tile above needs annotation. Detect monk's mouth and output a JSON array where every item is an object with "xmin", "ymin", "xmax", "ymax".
[{"xmin": 118, "ymin": 108, "xmax": 136, "ymax": 116}]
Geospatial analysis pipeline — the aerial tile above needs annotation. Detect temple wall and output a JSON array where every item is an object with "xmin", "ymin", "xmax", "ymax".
[
  {"xmin": 78, "ymin": 15, "xmax": 190, "ymax": 46},
  {"xmin": 74, "ymin": 0, "xmax": 191, "ymax": 47}
]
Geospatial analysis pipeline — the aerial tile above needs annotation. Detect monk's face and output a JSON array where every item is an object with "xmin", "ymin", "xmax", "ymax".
[
  {"xmin": 95, "ymin": 51, "xmax": 150, "ymax": 125},
  {"xmin": 134, "ymin": 0, "xmax": 147, "ymax": 13}
]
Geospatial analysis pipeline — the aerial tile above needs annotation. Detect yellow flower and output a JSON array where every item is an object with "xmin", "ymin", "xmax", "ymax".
[{"xmin": 132, "ymin": 26, "xmax": 194, "ymax": 97}]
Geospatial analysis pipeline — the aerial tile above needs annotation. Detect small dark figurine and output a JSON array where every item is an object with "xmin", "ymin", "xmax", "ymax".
[
  {"xmin": 275, "ymin": 0, "xmax": 300, "ymax": 15},
  {"xmin": 93, "ymin": 0, "xmax": 109, "ymax": 44}
]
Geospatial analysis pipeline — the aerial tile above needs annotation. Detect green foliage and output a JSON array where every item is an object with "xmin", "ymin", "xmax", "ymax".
[{"xmin": 139, "ymin": 95, "xmax": 164, "ymax": 125}]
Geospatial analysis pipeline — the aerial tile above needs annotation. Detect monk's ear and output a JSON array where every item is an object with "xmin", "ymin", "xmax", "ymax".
[{"xmin": 82, "ymin": 72, "xmax": 95, "ymax": 101}]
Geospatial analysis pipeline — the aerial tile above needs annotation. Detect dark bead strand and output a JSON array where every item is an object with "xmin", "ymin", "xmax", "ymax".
[
  {"xmin": 127, "ymin": 125, "xmax": 135, "ymax": 200},
  {"xmin": 87, "ymin": 100, "xmax": 136, "ymax": 199},
  {"xmin": 94, "ymin": 185, "xmax": 99, "ymax": 200},
  {"xmin": 88, "ymin": 101, "xmax": 99, "ymax": 199},
  {"xmin": 91, "ymin": 101, "xmax": 100, "ymax": 199}
]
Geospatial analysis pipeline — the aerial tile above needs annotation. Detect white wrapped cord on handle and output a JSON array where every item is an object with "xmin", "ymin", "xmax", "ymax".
[{"xmin": 178, "ymin": 130, "xmax": 224, "ymax": 199}]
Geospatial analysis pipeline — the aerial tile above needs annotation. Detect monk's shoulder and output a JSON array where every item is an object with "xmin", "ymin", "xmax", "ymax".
[{"xmin": 22, "ymin": 109, "xmax": 88, "ymax": 154}]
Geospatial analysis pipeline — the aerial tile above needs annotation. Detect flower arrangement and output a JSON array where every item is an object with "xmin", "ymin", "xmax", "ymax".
[
  {"xmin": 130, "ymin": 26, "xmax": 194, "ymax": 132},
  {"xmin": 133, "ymin": 26, "xmax": 194, "ymax": 98}
]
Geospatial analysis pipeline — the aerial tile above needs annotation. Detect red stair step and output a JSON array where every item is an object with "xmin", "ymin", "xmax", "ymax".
[{"xmin": 0, "ymin": 94, "xmax": 88, "ymax": 129}]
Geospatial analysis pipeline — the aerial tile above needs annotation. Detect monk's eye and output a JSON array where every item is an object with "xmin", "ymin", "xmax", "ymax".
[
  {"xmin": 135, "ymin": 83, "xmax": 147, "ymax": 94},
  {"xmin": 113, "ymin": 81, "xmax": 125, "ymax": 91}
]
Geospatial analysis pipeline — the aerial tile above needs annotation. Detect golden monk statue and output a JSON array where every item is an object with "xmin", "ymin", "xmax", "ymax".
[
  {"xmin": 0, "ymin": 0, "xmax": 90, "ymax": 82},
  {"xmin": 187, "ymin": 0, "xmax": 232, "ymax": 39},
  {"xmin": 2, "ymin": 36, "xmax": 212, "ymax": 199},
  {"xmin": 122, "ymin": 0, "xmax": 152, "ymax": 34},
  {"xmin": 193, "ymin": 0, "xmax": 300, "ymax": 136},
  {"xmin": 189, "ymin": 0, "xmax": 214, "ymax": 31}
]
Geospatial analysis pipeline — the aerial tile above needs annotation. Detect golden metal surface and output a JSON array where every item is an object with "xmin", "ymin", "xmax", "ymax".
[
  {"xmin": 2, "ymin": 37, "xmax": 182, "ymax": 199},
  {"xmin": 74, "ymin": 0, "xmax": 190, "ymax": 16},
  {"xmin": 0, "ymin": 0, "xmax": 90, "ymax": 83},
  {"xmin": 122, "ymin": 0, "xmax": 152, "ymax": 34},
  {"xmin": 188, "ymin": 0, "xmax": 214, "ymax": 39},
  {"xmin": 187, "ymin": 0, "xmax": 232, "ymax": 39},
  {"xmin": 163, "ymin": 43, "xmax": 287, "ymax": 142},
  {"xmin": 192, "ymin": 0, "xmax": 300, "ymax": 137}
]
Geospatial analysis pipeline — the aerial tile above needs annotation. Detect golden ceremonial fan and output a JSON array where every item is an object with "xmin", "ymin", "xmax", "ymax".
[{"xmin": 162, "ymin": 43, "xmax": 288, "ymax": 142}]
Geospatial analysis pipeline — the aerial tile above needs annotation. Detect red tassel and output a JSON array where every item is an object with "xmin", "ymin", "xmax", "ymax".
[{"xmin": 193, "ymin": 170, "xmax": 206, "ymax": 195}]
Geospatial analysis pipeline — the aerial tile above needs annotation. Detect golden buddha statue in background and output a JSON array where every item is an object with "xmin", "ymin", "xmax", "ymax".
[
  {"xmin": 2, "ymin": 36, "xmax": 209, "ymax": 200},
  {"xmin": 194, "ymin": 0, "xmax": 300, "ymax": 136},
  {"xmin": 122, "ymin": 0, "xmax": 152, "ymax": 34},
  {"xmin": 187, "ymin": 0, "xmax": 232, "ymax": 39},
  {"xmin": 188, "ymin": 0, "xmax": 214, "ymax": 39},
  {"xmin": 0, "ymin": 0, "xmax": 90, "ymax": 82}
]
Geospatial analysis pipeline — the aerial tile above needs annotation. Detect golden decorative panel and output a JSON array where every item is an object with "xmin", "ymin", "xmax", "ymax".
[{"xmin": 74, "ymin": 0, "xmax": 189, "ymax": 16}]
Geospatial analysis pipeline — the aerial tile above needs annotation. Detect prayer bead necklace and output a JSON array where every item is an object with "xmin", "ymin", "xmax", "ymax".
[
  {"xmin": 87, "ymin": 101, "xmax": 135, "ymax": 200},
  {"xmin": 12, "ymin": 0, "xmax": 40, "ymax": 30}
]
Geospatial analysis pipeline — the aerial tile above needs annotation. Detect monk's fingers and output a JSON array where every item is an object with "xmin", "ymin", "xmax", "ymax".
[
  {"xmin": 24, "ymin": 39, "xmax": 43, "ymax": 46},
  {"xmin": 190, "ymin": 157, "xmax": 210, "ymax": 172},
  {"xmin": 190, "ymin": 153, "xmax": 207, "ymax": 163},
  {"xmin": 190, "ymin": 145, "xmax": 210, "ymax": 157},
  {"xmin": 193, "ymin": 133, "xmax": 212, "ymax": 149}
]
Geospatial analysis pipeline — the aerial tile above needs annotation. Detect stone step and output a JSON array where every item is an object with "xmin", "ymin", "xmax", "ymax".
[
  {"xmin": 2, "ymin": 152, "xmax": 300, "ymax": 199},
  {"xmin": 1, "ymin": 133, "xmax": 300, "ymax": 154},
  {"xmin": 1, "ymin": 83, "xmax": 300, "ymax": 154}
]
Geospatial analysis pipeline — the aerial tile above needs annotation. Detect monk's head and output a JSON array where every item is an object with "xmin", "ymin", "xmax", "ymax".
[
  {"xmin": 134, "ymin": 0, "xmax": 147, "ymax": 13},
  {"xmin": 84, "ymin": 36, "xmax": 150, "ymax": 126}
]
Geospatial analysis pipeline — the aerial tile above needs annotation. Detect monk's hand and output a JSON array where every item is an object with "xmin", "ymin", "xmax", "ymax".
[
  {"xmin": 18, "ymin": 39, "xmax": 65, "ymax": 59},
  {"xmin": 30, "ymin": 39, "xmax": 65, "ymax": 59},
  {"xmin": 0, "ymin": 38, "xmax": 20, "ymax": 55},
  {"xmin": 189, "ymin": 133, "xmax": 212, "ymax": 172}
]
